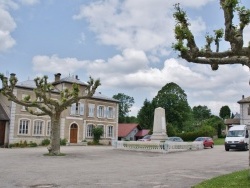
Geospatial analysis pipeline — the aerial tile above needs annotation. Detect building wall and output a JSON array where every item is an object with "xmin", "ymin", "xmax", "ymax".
[
  {"xmin": 1, "ymin": 81, "xmax": 118, "ymax": 146},
  {"xmin": 239, "ymin": 103, "xmax": 250, "ymax": 125}
]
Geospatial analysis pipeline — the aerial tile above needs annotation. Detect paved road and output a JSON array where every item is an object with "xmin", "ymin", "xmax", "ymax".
[{"xmin": 0, "ymin": 145, "xmax": 248, "ymax": 188}]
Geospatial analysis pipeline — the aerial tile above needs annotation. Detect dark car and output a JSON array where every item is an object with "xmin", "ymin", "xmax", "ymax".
[
  {"xmin": 167, "ymin": 136, "xmax": 184, "ymax": 142},
  {"xmin": 193, "ymin": 137, "xmax": 214, "ymax": 148},
  {"xmin": 137, "ymin": 135, "xmax": 151, "ymax": 141}
]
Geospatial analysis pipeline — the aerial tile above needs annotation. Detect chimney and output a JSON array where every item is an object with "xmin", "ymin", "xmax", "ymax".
[
  {"xmin": 242, "ymin": 95, "xmax": 245, "ymax": 99},
  {"xmin": 75, "ymin": 75, "xmax": 79, "ymax": 80},
  {"xmin": 54, "ymin": 73, "xmax": 61, "ymax": 82},
  {"xmin": 10, "ymin": 73, "xmax": 16, "ymax": 78}
]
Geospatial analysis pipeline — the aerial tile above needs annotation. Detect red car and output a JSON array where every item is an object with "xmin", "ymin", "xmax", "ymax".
[{"xmin": 194, "ymin": 137, "xmax": 214, "ymax": 148}]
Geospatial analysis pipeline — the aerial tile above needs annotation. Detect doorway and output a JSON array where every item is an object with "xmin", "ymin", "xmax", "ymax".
[{"xmin": 70, "ymin": 124, "xmax": 78, "ymax": 143}]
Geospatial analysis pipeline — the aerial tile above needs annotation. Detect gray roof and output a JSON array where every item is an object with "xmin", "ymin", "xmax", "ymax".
[
  {"xmin": 16, "ymin": 80, "xmax": 36, "ymax": 89},
  {"xmin": 238, "ymin": 96, "xmax": 250, "ymax": 103},
  {"xmin": 53, "ymin": 76, "xmax": 88, "ymax": 86},
  {"xmin": 93, "ymin": 92, "xmax": 119, "ymax": 103},
  {"xmin": 0, "ymin": 104, "xmax": 9, "ymax": 121}
]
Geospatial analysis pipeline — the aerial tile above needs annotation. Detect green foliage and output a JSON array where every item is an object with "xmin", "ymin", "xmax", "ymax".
[
  {"xmin": 8, "ymin": 140, "xmax": 37, "ymax": 148},
  {"xmin": 137, "ymin": 99, "xmax": 156, "ymax": 130},
  {"xmin": 167, "ymin": 123, "xmax": 177, "ymax": 136},
  {"xmin": 113, "ymin": 93, "xmax": 135, "ymax": 123},
  {"xmin": 219, "ymin": 105, "xmax": 231, "ymax": 119},
  {"xmin": 192, "ymin": 105, "xmax": 211, "ymax": 122},
  {"xmin": 152, "ymin": 82, "xmax": 191, "ymax": 131},
  {"xmin": 29, "ymin": 141, "xmax": 38, "ymax": 147},
  {"xmin": 177, "ymin": 127, "xmax": 215, "ymax": 141},
  {"xmin": 41, "ymin": 138, "xmax": 50, "ymax": 146},
  {"xmin": 60, "ymin": 138, "xmax": 67, "ymax": 146},
  {"xmin": 92, "ymin": 127, "xmax": 104, "ymax": 144}
]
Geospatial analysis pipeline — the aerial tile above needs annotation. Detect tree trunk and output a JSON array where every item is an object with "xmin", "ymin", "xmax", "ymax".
[{"xmin": 48, "ymin": 114, "xmax": 61, "ymax": 155}]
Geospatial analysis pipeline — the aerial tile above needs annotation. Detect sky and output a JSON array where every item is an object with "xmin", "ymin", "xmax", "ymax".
[{"xmin": 1, "ymin": 0, "xmax": 250, "ymax": 117}]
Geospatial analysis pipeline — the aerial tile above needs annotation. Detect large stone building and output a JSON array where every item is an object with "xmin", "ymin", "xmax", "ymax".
[{"xmin": 0, "ymin": 73, "xmax": 119, "ymax": 147}]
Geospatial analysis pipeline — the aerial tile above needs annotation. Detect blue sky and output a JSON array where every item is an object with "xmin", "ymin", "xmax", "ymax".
[{"xmin": 1, "ymin": 0, "xmax": 250, "ymax": 116}]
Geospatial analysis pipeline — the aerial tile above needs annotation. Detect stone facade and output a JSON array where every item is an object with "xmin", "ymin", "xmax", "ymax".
[{"xmin": 0, "ymin": 74, "xmax": 119, "ymax": 146}]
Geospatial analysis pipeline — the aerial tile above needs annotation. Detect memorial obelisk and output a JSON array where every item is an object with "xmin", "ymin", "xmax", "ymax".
[{"xmin": 150, "ymin": 107, "xmax": 168, "ymax": 141}]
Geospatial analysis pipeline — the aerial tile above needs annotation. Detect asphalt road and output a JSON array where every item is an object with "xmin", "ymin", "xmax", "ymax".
[{"xmin": 0, "ymin": 145, "xmax": 248, "ymax": 188}]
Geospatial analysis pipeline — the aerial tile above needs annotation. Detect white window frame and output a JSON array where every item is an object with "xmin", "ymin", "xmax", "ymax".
[
  {"xmin": 18, "ymin": 119, "xmax": 30, "ymax": 135},
  {"xmin": 107, "ymin": 106, "xmax": 115, "ymax": 119},
  {"xmin": 97, "ymin": 105, "xmax": 105, "ymax": 118},
  {"xmin": 70, "ymin": 102, "xmax": 84, "ymax": 116},
  {"xmin": 86, "ymin": 124, "xmax": 94, "ymax": 138},
  {"xmin": 88, "ymin": 103, "xmax": 95, "ymax": 117},
  {"xmin": 33, "ymin": 120, "xmax": 44, "ymax": 136},
  {"xmin": 46, "ymin": 121, "xmax": 51, "ymax": 136},
  {"xmin": 106, "ymin": 125, "xmax": 114, "ymax": 138}
]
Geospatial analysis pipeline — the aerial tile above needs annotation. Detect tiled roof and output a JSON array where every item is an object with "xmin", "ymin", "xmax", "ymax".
[
  {"xmin": 16, "ymin": 80, "xmax": 36, "ymax": 89},
  {"xmin": 0, "ymin": 104, "xmax": 9, "ymax": 121},
  {"xmin": 135, "ymin": 129, "xmax": 150, "ymax": 137},
  {"xmin": 224, "ymin": 118, "xmax": 240, "ymax": 125},
  {"xmin": 118, "ymin": 123, "xmax": 139, "ymax": 137}
]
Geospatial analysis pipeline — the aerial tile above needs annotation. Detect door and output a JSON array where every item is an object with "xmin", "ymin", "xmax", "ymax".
[
  {"xmin": 0, "ymin": 121, "xmax": 6, "ymax": 146},
  {"xmin": 70, "ymin": 124, "xmax": 78, "ymax": 143}
]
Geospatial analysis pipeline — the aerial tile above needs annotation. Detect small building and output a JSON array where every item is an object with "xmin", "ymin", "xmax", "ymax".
[
  {"xmin": 0, "ymin": 73, "xmax": 119, "ymax": 147},
  {"xmin": 118, "ymin": 123, "xmax": 150, "ymax": 141},
  {"xmin": 224, "ymin": 113, "xmax": 240, "ymax": 133}
]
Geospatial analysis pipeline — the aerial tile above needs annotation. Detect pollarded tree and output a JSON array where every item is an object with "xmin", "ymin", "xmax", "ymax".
[
  {"xmin": 0, "ymin": 73, "xmax": 100, "ymax": 155},
  {"xmin": 172, "ymin": 0, "xmax": 250, "ymax": 174}
]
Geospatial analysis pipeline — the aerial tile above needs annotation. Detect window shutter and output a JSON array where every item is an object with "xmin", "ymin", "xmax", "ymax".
[
  {"xmin": 97, "ymin": 105, "xmax": 100, "ymax": 117},
  {"xmin": 71, "ymin": 103, "xmax": 76, "ymax": 115},
  {"xmin": 80, "ymin": 103, "xmax": 84, "ymax": 115}
]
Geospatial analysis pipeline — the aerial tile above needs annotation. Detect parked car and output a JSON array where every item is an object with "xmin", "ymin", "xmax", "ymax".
[
  {"xmin": 167, "ymin": 136, "xmax": 184, "ymax": 142},
  {"xmin": 193, "ymin": 137, "xmax": 214, "ymax": 148},
  {"xmin": 138, "ymin": 135, "xmax": 151, "ymax": 141}
]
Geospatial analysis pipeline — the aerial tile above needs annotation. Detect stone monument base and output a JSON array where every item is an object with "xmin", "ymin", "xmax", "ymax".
[{"xmin": 150, "ymin": 134, "xmax": 168, "ymax": 142}]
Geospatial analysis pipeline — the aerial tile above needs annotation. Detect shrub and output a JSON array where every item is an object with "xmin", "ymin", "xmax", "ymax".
[
  {"xmin": 92, "ymin": 127, "xmax": 103, "ymax": 144},
  {"xmin": 29, "ymin": 141, "xmax": 38, "ymax": 147},
  {"xmin": 41, "ymin": 138, "xmax": 50, "ymax": 146},
  {"xmin": 60, "ymin": 138, "xmax": 67, "ymax": 146}
]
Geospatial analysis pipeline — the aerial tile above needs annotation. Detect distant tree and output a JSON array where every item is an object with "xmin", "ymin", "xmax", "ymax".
[
  {"xmin": 137, "ymin": 99, "xmax": 156, "ymax": 130},
  {"xmin": 0, "ymin": 74, "xmax": 100, "ymax": 155},
  {"xmin": 113, "ymin": 93, "xmax": 134, "ymax": 123},
  {"xmin": 219, "ymin": 105, "xmax": 231, "ymax": 119},
  {"xmin": 203, "ymin": 115, "xmax": 224, "ymax": 137},
  {"xmin": 152, "ymin": 82, "xmax": 191, "ymax": 131},
  {"xmin": 192, "ymin": 105, "xmax": 211, "ymax": 122},
  {"xmin": 125, "ymin": 116, "xmax": 138, "ymax": 123}
]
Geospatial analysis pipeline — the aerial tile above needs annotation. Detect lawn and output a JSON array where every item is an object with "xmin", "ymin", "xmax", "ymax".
[
  {"xmin": 192, "ymin": 169, "xmax": 250, "ymax": 188},
  {"xmin": 213, "ymin": 138, "xmax": 225, "ymax": 145}
]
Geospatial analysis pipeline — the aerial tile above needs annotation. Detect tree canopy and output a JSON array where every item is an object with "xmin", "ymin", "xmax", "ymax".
[
  {"xmin": 192, "ymin": 105, "xmax": 211, "ymax": 122},
  {"xmin": 137, "ymin": 99, "xmax": 155, "ymax": 130},
  {"xmin": 219, "ymin": 105, "xmax": 231, "ymax": 119},
  {"xmin": 113, "ymin": 93, "xmax": 134, "ymax": 123},
  {"xmin": 152, "ymin": 82, "xmax": 191, "ymax": 131}
]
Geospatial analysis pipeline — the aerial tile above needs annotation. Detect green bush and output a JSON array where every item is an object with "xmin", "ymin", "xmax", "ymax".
[
  {"xmin": 29, "ymin": 141, "xmax": 38, "ymax": 147},
  {"xmin": 92, "ymin": 127, "xmax": 103, "ymax": 144},
  {"xmin": 60, "ymin": 138, "xmax": 67, "ymax": 146},
  {"xmin": 41, "ymin": 138, "xmax": 50, "ymax": 146}
]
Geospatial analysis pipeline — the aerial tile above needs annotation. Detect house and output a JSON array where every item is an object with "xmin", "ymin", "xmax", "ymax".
[
  {"xmin": 0, "ymin": 73, "xmax": 119, "ymax": 147},
  {"xmin": 224, "ymin": 113, "xmax": 240, "ymax": 133},
  {"xmin": 238, "ymin": 95, "xmax": 250, "ymax": 126},
  {"xmin": 118, "ymin": 123, "xmax": 150, "ymax": 141}
]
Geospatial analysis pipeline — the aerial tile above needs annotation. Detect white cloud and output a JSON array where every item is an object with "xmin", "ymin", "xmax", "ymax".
[
  {"xmin": 0, "ymin": 2, "xmax": 17, "ymax": 52},
  {"xmin": 32, "ymin": 55, "xmax": 89, "ymax": 75},
  {"xmin": 18, "ymin": 0, "xmax": 40, "ymax": 6}
]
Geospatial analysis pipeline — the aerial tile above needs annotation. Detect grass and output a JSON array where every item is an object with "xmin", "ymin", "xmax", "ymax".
[
  {"xmin": 192, "ymin": 169, "xmax": 250, "ymax": 188},
  {"xmin": 213, "ymin": 138, "xmax": 225, "ymax": 145}
]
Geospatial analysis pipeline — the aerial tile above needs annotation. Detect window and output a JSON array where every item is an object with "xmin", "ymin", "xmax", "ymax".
[
  {"xmin": 70, "ymin": 103, "xmax": 84, "ymax": 116},
  {"xmin": 33, "ymin": 120, "xmax": 43, "ymax": 135},
  {"xmin": 86, "ymin": 124, "xmax": 94, "ymax": 137},
  {"xmin": 107, "ymin": 125, "xmax": 113, "ymax": 138},
  {"xmin": 46, "ymin": 121, "xmax": 51, "ymax": 136},
  {"xmin": 19, "ymin": 119, "xmax": 30, "ymax": 135},
  {"xmin": 248, "ymin": 105, "xmax": 250, "ymax": 115},
  {"xmin": 21, "ymin": 94, "xmax": 28, "ymax": 111},
  {"xmin": 97, "ymin": 105, "xmax": 105, "ymax": 118},
  {"xmin": 88, "ymin": 104, "xmax": 95, "ymax": 117},
  {"xmin": 107, "ymin": 107, "xmax": 115, "ymax": 119}
]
